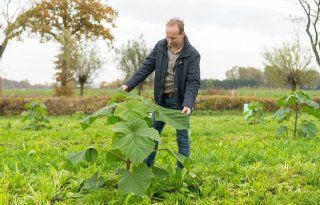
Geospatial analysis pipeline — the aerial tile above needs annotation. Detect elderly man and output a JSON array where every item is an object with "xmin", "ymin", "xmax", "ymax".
[{"xmin": 121, "ymin": 17, "xmax": 200, "ymax": 168}]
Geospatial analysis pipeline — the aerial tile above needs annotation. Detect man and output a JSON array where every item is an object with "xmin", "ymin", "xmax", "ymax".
[{"xmin": 121, "ymin": 17, "xmax": 200, "ymax": 168}]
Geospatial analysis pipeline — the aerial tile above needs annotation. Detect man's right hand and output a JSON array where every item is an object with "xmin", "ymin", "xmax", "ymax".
[{"xmin": 121, "ymin": 85, "xmax": 128, "ymax": 92}]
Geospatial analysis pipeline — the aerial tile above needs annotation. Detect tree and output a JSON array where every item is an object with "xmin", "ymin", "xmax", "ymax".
[
  {"xmin": 238, "ymin": 67, "xmax": 264, "ymax": 83},
  {"xmin": 73, "ymin": 40, "xmax": 103, "ymax": 96},
  {"xmin": 23, "ymin": 0, "xmax": 117, "ymax": 95},
  {"xmin": 225, "ymin": 66, "xmax": 264, "ymax": 86},
  {"xmin": 263, "ymin": 40, "xmax": 314, "ymax": 91},
  {"xmin": 53, "ymin": 30, "xmax": 77, "ymax": 96},
  {"xmin": 298, "ymin": 0, "xmax": 320, "ymax": 67},
  {"xmin": 115, "ymin": 35, "xmax": 152, "ymax": 95},
  {"xmin": 0, "ymin": 0, "xmax": 33, "ymax": 95},
  {"xmin": 225, "ymin": 66, "xmax": 240, "ymax": 80},
  {"xmin": 0, "ymin": 0, "xmax": 32, "ymax": 58}
]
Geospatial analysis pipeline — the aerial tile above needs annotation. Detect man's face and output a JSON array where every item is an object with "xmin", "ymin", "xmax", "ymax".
[{"xmin": 166, "ymin": 24, "xmax": 185, "ymax": 49}]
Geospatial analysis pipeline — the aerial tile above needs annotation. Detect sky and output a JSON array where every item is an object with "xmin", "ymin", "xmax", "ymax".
[{"xmin": 0, "ymin": 0, "xmax": 308, "ymax": 85}]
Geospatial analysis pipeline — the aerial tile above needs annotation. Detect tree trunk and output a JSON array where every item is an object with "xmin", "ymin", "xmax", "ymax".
[
  {"xmin": 80, "ymin": 83, "xmax": 84, "ymax": 96},
  {"xmin": 0, "ymin": 77, "xmax": 2, "ymax": 96},
  {"xmin": 0, "ymin": 39, "xmax": 8, "ymax": 59},
  {"xmin": 126, "ymin": 159, "xmax": 131, "ymax": 170},
  {"xmin": 138, "ymin": 83, "xmax": 143, "ymax": 96},
  {"xmin": 0, "ymin": 42, "xmax": 8, "ymax": 96},
  {"xmin": 293, "ymin": 102, "xmax": 299, "ymax": 138}
]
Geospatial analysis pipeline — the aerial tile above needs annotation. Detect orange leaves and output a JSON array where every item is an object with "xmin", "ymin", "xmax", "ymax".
[{"xmin": 24, "ymin": 0, "xmax": 118, "ymax": 43}]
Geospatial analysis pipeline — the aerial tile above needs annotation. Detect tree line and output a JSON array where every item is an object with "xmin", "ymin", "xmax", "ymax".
[{"xmin": 2, "ymin": 78, "xmax": 52, "ymax": 89}]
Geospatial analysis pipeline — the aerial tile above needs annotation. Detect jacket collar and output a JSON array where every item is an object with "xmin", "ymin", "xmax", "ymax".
[{"xmin": 159, "ymin": 36, "xmax": 192, "ymax": 58}]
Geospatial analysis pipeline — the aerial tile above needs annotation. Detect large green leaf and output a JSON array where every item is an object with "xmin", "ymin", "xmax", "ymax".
[
  {"xmin": 118, "ymin": 164, "xmax": 154, "ymax": 196},
  {"xmin": 276, "ymin": 125, "xmax": 288, "ymax": 136},
  {"xmin": 142, "ymin": 98, "xmax": 155, "ymax": 113},
  {"xmin": 80, "ymin": 102, "xmax": 117, "ymax": 130},
  {"xmin": 154, "ymin": 105, "xmax": 189, "ymax": 130},
  {"xmin": 152, "ymin": 166, "xmax": 168, "ymax": 179},
  {"xmin": 114, "ymin": 100, "xmax": 149, "ymax": 121},
  {"xmin": 274, "ymin": 107, "xmax": 291, "ymax": 122},
  {"xmin": 81, "ymin": 173, "xmax": 104, "ymax": 191},
  {"xmin": 106, "ymin": 149, "xmax": 126, "ymax": 163},
  {"xmin": 296, "ymin": 91, "xmax": 319, "ymax": 109},
  {"xmin": 302, "ymin": 106, "xmax": 320, "ymax": 119},
  {"xmin": 110, "ymin": 88, "xmax": 128, "ymax": 102},
  {"xmin": 299, "ymin": 122, "xmax": 318, "ymax": 138},
  {"xmin": 111, "ymin": 88, "xmax": 145, "ymax": 102},
  {"xmin": 278, "ymin": 94, "xmax": 295, "ymax": 107},
  {"xmin": 66, "ymin": 147, "xmax": 98, "ymax": 166},
  {"xmin": 163, "ymin": 148, "xmax": 190, "ymax": 170},
  {"xmin": 112, "ymin": 119, "xmax": 160, "ymax": 166},
  {"xmin": 106, "ymin": 116, "xmax": 121, "ymax": 125}
]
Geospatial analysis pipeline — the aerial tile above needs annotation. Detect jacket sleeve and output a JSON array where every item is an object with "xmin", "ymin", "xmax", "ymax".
[
  {"xmin": 125, "ymin": 43, "xmax": 157, "ymax": 91},
  {"xmin": 182, "ymin": 51, "xmax": 201, "ymax": 109}
]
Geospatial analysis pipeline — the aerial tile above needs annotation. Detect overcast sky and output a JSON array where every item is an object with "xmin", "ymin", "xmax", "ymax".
[{"xmin": 0, "ymin": 0, "xmax": 308, "ymax": 84}]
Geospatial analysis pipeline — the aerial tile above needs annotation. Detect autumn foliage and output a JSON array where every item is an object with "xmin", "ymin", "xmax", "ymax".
[
  {"xmin": 22, "ymin": 0, "xmax": 118, "ymax": 96},
  {"xmin": 23, "ymin": 0, "xmax": 118, "ymax": 42}
]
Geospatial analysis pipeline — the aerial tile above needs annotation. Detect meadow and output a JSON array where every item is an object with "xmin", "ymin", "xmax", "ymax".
[
  {"xmin": 3, "ymin": 88, "xmax": 320, "ymax": 98},
  {"xmin": 1, "ymin": 111, "xmax": 320, "ymax": 204}
]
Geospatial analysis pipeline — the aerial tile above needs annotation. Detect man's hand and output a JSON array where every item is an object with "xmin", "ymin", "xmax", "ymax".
[
  {"xmin": 181, "ymin": 106, "xmax": 191, "ymax": 115},
  {"xmin": 121, "ymin": 85, "xmax": 128, "ymax": 92}
]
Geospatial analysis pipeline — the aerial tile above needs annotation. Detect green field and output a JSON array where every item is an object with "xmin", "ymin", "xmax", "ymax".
[
  {"xmin": 2, "ymin": 88, "xmax": 119, "ymax": 97},
  {"xmin": 1, "ymin": 112, "xmax": 320, "ymax": 204},
  {"xmin": 3, "ymin": 88, "xmax": 320, "ymax": 98}
]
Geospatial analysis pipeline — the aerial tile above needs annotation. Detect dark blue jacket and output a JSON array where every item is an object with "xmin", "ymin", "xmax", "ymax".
[{"xmin": 125, "ymin": 36, "xmax": 200, "ymax": 109}]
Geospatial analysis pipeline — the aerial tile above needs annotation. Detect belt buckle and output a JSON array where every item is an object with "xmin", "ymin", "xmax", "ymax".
[{"xmin": 165, "ymin": 92, "xmax": 175, "ymax": 97}]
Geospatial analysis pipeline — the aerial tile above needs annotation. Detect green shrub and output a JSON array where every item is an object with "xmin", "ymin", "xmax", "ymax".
[
  {"xmin": 21, "ymin": 99, "xmax": 51, "ymax": 130},
  {"xmin": 65, "ymin": 89, "xmax": 190, "ymax": 196},
  {"xmin": 274, "ymin": 91, "xmax": 320, "ymax": 137},
  {"xmin": 244, "ymin": 101, "xmax": 264, "ymax": 124}
]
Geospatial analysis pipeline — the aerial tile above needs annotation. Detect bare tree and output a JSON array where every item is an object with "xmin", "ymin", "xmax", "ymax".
[
  {"xmin": 298, "ymin": 0, "xmax": 320, "ymax": 67},
  {"xmin": 115, "ymin": 35, "xmax": 152, "ymax": 95},
  {"xmin": 73, "ymin": 41, "xmax": 103, "ymax": 96},
  {"xmin": 263, "ymin": 40, "xmax": 314, "ymax": 91}
]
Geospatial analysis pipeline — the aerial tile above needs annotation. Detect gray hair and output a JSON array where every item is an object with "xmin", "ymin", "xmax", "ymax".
[{"xmin": 166, "ymin": 18, "xmax": 184, "ymax": 34}]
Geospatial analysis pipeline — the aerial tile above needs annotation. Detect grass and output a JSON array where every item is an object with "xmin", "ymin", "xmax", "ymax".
[
  {"xmin": 200, "ymin": 88, "xmax": 320, "ymax": 98},
  {"xmin": 1, "ymin": 112, "xmax": 320, "ymax": 204},
  {"xmin": 1, "ymin": 88, "xmax": 154, "ymax": 97},
  {"xmin": 3, "ymin": 88, "xmax": 320, "ymax": 98}
]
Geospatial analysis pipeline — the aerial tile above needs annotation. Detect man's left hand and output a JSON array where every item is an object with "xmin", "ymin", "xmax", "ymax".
[{"xmin": 181, "ymin": 106, "xmax": 191, "ymax": 115}]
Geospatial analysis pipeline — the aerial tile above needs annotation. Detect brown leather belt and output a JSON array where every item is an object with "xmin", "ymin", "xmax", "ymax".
[{"xmin": 163, "ymin": 92, "xmax": 175, "ymax": 98}]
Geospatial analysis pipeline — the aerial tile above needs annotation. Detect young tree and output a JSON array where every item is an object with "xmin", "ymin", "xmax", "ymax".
[
  {"xmin": 23, "ymin": 0, "xmax": 117, "ymax": 96},
  {"xmin": 263, "ymin": 40, "xmax": 314, "ymax": 91},
  {"xmin": 73, "ymin": 41, "xmax": 103, "ymax": 96},
  {"xmin": 115, "ymin": 35, "xmax": 152, "ymax": 96}
]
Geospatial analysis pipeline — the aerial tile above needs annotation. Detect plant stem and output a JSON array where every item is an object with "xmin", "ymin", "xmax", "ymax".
[
  {"xmin": 293, "ymin": 102, "xmax": 299, "ymax": 138},
  {"xmin": 126, "ymin": 159, "xmax": 131, "ymax": 170}
]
